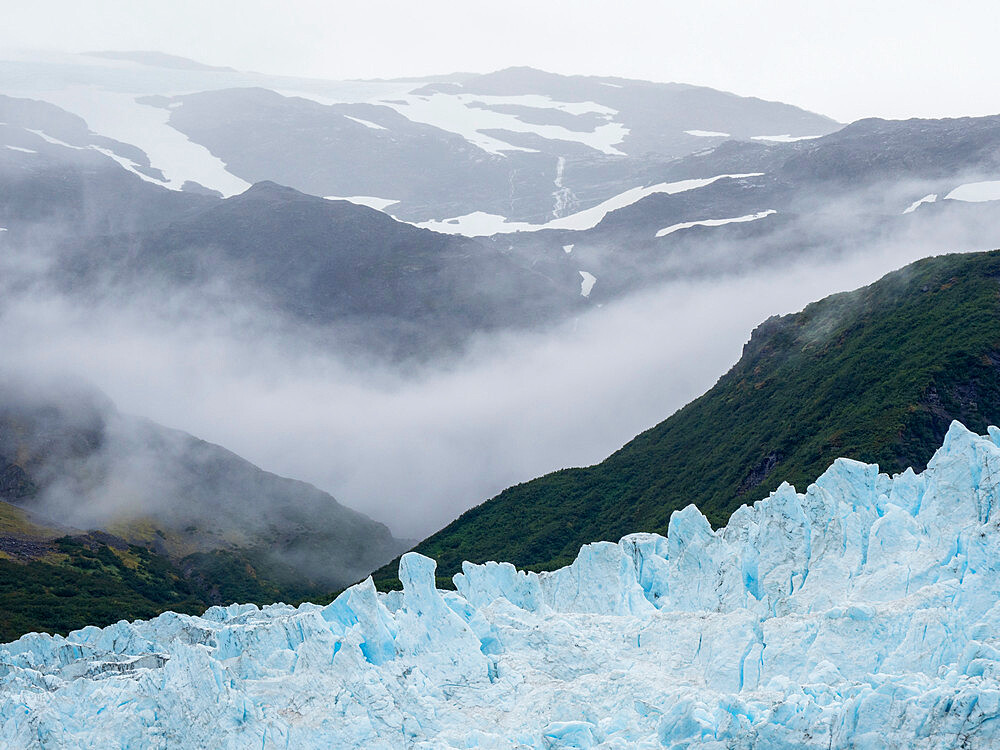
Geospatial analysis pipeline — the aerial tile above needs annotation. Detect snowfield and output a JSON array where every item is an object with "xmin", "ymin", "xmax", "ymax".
[
  {"xmin": 4, "ymin": 421, "xmax": 1000, "ymax": 748},
  {"xmin": 945, "ymin": 181, "xmax": 1000, "ymax": 203},
  {"xmin": 418, "ymin": 174, "xmax": 764, "ymax": 236},
  {"xmin": 656, "ymin": 210, "xmax": 777, "ymax": 238},
  {"xmin": 750, "ymin": 134, "xmax": 824, "ymax": 143},
  {"xmin": 904, "ymin": 194, "xmax": 938, "ymax": 214},
  {"xmin": 323, "ymin": 195, "xmax": 400, "ymax": 211},
  {"xmin": 380, "ymin": 93, "xmax": 628, "ymax": 156}
]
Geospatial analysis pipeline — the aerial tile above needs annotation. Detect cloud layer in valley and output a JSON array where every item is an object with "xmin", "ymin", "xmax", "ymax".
[{"xmin": 2, "ymin": 204, "xmax": 996, "ymax": 538}]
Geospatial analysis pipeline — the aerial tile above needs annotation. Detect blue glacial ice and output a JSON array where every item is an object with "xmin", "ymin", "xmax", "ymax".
[{"xmin": 4, "ymin": 421, "xmax": 1000, "ymax": 747}]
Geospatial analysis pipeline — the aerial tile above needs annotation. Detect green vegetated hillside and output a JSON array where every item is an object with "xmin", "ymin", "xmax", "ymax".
[
  {"xmin": 0, "ymin": 379, "xmax": 407, "ymax": 641},
  {"xmin": 375, "ymin": 248, "xmax": 1000, "ymax": 589},
  {"xmin": 0, "ymin": 501, "xmax": 325, "ymax": 642}
]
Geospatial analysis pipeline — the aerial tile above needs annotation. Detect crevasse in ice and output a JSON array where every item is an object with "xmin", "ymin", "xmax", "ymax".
[{"xmin": 4, "ymin": 421, "xmax": 1000, "ymax": 748}]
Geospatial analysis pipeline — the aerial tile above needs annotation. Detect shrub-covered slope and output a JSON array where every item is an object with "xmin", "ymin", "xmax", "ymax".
[{"xmin": 376, "ymin": 249, "xmax": 1000, "ymax": 588}]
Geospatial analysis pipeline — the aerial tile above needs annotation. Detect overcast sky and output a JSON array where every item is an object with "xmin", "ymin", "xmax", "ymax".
[{"xmin": 2, "ymin": 0, "xmax": 998, "ymax": 123}]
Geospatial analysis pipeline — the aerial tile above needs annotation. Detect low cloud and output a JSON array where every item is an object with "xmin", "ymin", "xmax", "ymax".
[{"xmin": 2, "ymin": 203, "xmax": 994, "ymax": 539}]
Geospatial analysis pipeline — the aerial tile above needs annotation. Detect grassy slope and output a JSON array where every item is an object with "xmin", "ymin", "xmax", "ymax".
[
  {"xmin": 0, "ymin": 501, "xmax": 326, "ymax": 642},
  {"xmin": 375, "ymin": 249, "xmax": 1000, "ymax": 589}
]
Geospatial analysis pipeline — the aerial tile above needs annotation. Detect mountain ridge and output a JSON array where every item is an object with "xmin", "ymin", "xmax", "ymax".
[
  {"xmin": 374, "ymin": 248, "xmax": 1000, "ymax": 588},
  {"xmin": 0, "ymin": 376, "xmax": 409, "ymax": 639}
]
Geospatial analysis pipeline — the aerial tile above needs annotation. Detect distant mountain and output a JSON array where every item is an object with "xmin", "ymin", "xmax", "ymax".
[
  {"xmin": 84, "ymin": 51, "xmax": 237, "ymax": 73},
  {"xmin": 43, "ymin": 179, "xmax": 582, "ymax": 358},
  {"xmin": 496, "ymin": 114, "xmax": 1000, "ymax": 303},
  {"xmin": 0, "ymin": 376, "xmax": 409, "ymax": 639},
  {"xmin": 0, "ymin": 51, "xmax": 841, "ymax": 213},
  {"xmin": 142, "ymin": 66, "xmax": 840, "ymax": 221},
  {"xmin": 374, "ymin": 249, "xmax": 1000, "ymax": 588},
  {"xmin": 4, "ymin": 91, "xmax": 1000, "ymax": 360}
]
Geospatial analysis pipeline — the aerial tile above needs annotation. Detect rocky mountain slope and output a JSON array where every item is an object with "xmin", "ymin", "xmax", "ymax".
[{"xmin": 6, "ymin": 87, "xmax": 1000, "ymax": 360}]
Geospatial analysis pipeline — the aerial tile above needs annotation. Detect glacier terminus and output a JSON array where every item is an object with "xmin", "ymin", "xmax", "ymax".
[{"xmin": 3, "ymin": 421, "xmax": 1000, "ymax": 748}]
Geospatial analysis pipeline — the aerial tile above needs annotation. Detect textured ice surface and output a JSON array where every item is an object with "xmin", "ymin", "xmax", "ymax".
[{"xmin": 4, "ymin": 421, "xmax": 1000, "ymax": 748}]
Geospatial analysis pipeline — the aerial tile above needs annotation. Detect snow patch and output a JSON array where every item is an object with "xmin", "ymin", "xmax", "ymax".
[
  {"xmin": 25, "ymin": 129, "xmax": 86, "ymax": 150},
  {"xmin": 417, "ymin": 174, "xmax": 764, "ymax": 236},
  {"xmin": 685, "ymin": 129, "xmax": 731, "ymax": 138},
  {"xmin": 751, "ymin": 134, "xmax": 824, "ymax": 142},
  {"xmin": 89, "ymin": 146, "xmax": 167, "ymax": 186},
  {"xmin": 343, "ymin": 115, "xmax": 387, "ymax": 131},
  {"xmin": 903, "ymin": 194, "xmax": 937, "ymax": 214},
  {"xmin": 24, "ymin": 128, "xmax": 166, "ymax": 185},
  {"xmin": 4, "ymin": 145, "xmax": 37, "ymax": 154},
  {"xmin": 562, "ymin": 244, "xmax": 574, "ymax": 254},
  {"xmin": 945, "ymin": 180, "xmax": 1000, "ymax": 203},
  {"xmin": 23, "ymin": 89, "xmax": 251, "ymax": 197},
  {"xmin": 380, "ymin": 93, "xmax": 628, "ymax": 156},
  {"xmin": 656, "ymin": 209, "xmax": 776, "ymax": 237},
  {"xmin": 323, "ymin": 196, "xmax": 400, "ymax": 211},
  {"xmin": 579, "ymin": 271, "xmax": 596, "ymax": 297}
]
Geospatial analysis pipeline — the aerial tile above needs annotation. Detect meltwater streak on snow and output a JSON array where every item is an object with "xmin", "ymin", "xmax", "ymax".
[
  {"xmin": 904, "ymin": 194, "xmax": 938, "ymax": 214},
  {"xmin": 417, "ymin": 174, "xmax": 764, "ymax": 237},
  {"xmin": 323, "ymin": 195, "xmax": 400, "ymax": 211},
  {"xmin": 5, "ymin": 423, "xmax": 1000, "ymax": 748},
  {"xmin": 380, "ymin": 93, "xmax": 628, "ymax": 156},
  {"xmin": 551, "ymin": 155, "xmax": 576, "ymax": 218},
  {"xmin": 579, "ymin": 271, "xmax": 597, "ymax": 298},
  {"xmin": 656, "ymin": 209, "xmax": 777, "ymax": 238},
  {"xmin": 25, "ymin": 88, "xmax": 251, "ymax": 196},
  {"xmin": 945, "ymin": 181, "xmax": 1000, "ymax": 203}
]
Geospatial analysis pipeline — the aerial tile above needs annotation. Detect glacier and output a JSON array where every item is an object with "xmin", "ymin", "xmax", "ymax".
[{"xmin": 4, "ymin": 421, "xmax": 1000, "ymax": 748}]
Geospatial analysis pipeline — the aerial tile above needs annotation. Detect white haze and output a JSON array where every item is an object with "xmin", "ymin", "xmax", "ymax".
[
  {"xmin": 2, "ymin": 1, "xmax": 1000, "ymax": 123},
  {"xmin": 1, "ymin": 219, "xmax": 993, "ymax": 538}
]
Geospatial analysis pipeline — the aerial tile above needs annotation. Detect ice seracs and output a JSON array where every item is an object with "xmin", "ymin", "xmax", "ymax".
[{"xmin": 4, "ymin": 421, "xmax": 1000, "ymax": 748}]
